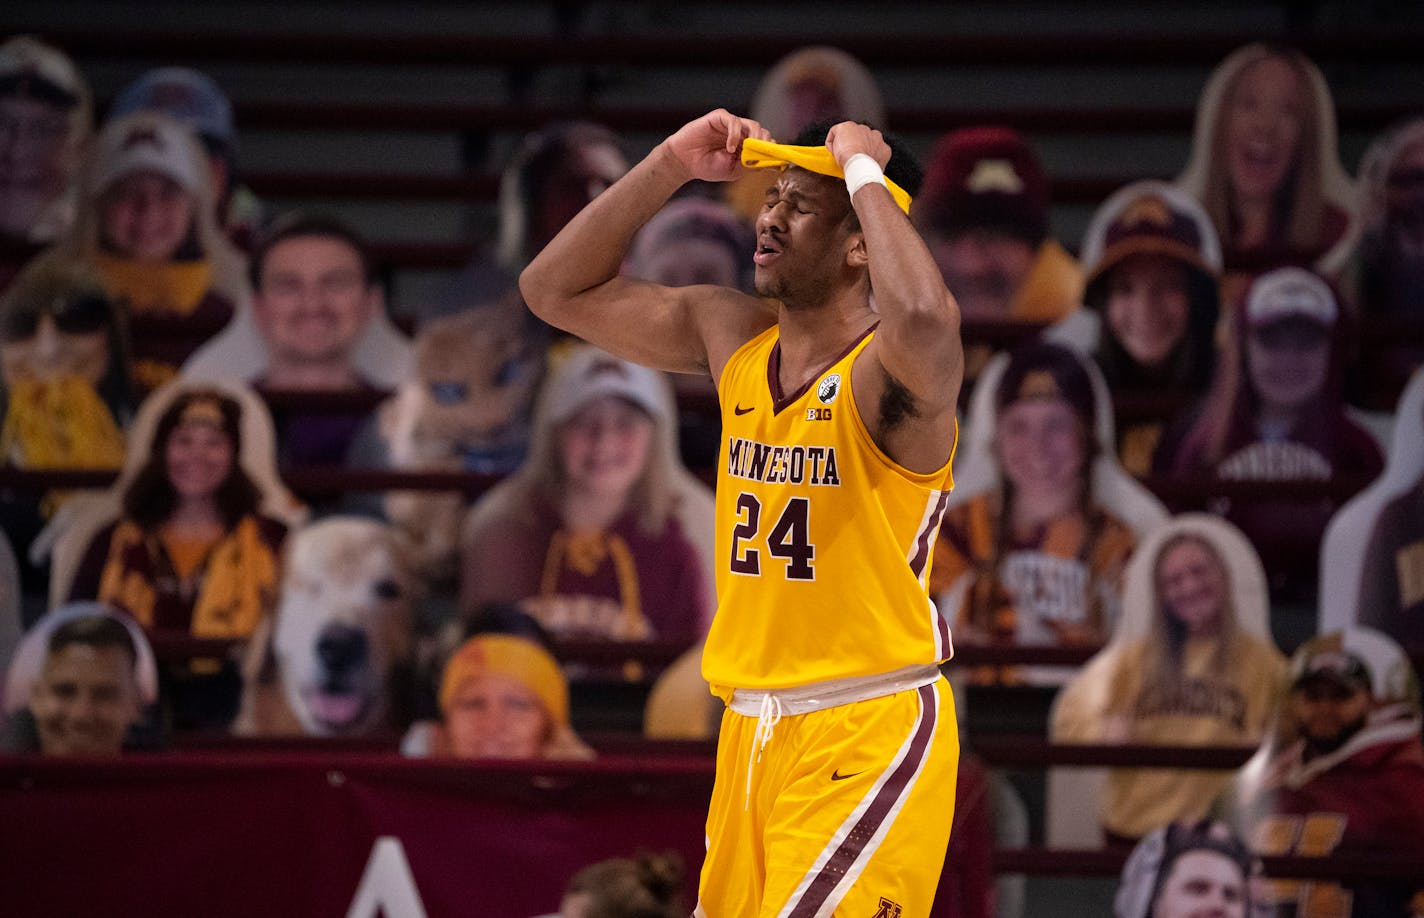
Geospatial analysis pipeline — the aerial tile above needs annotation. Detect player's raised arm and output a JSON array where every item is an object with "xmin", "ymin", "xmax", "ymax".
[
  {"xmin": 828, "ymin": 121, "xmax": 964, "ymax": 471},
  {"xmin": 519, "ymin": 110, "xmax": 774, "ymax": 377}
]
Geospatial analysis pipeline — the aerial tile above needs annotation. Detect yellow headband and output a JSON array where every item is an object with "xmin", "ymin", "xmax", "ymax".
[
  {"xmin": 740, "ymin": 138, "xmax": 913, "ymax": 215},
  {"xmin": 439, "ymin": 634, "xmax": 569, "ymax": 727}
]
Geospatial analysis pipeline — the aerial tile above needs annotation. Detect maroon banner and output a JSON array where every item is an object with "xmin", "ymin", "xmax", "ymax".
[{"xmin": 0, "ymin": 753, "xmax": 715, "ymax": 918}]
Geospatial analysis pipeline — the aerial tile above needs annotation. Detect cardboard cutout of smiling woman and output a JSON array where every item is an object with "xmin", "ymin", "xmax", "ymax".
[
  {"xmin": 57, "ymin": 111, "xmax": 251, "ymax": 391},
  {"xmin": 1160, "ymin": 267, "xmax": 1383, "ymax": 601},
  {"xmin": 460, "ymin": 345, "xmax": 715, "ymax": 645},
  {"xmin": 406, "ymin": 633, "xmax": 591, "ymax": 760},
  {"xmin": 1176, "ymin": 43, "xmax": 1356, "ymax": 304},
  {"xmin": 58, "ymin": 383, "xmax": 301, "ymax": 631},
  {"xmin": 931, "ymin": 342, "xmax": 1168, "ymax": 685},
  {"xmin": 1051, "ymin": 514, "xmax": 1287, "ymax": 844},
  {"xmin": 38, "ymin": 381, "xmax": 303, "ymax": 729},
  {"xmin": 40, "ymin": 378, "xmax": 303, "ymax": 605},
  {"xmin": 1045, "ymin": 181, "xmax": 1223, "ymax": 475}
]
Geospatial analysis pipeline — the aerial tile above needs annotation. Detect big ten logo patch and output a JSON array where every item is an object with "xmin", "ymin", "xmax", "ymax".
[
  {"xmin": 806, "ymin": 407, "xmax": 833, "ymax": 421},
  {"xmin": 1252, "ymin": 813, "xmax": 1350, "ymax": 918},
  {"xmin": 872, "ymin": 897, "xmax": 902, "ymax": 918},
  {"xmin": 817, "ymin": 373, "xmax": 841, "ymax": 405}
]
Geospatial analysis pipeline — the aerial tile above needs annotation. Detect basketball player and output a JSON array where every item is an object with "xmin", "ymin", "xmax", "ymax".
[{"xmin": 520, "ymin": 109, "xmax": 963, "ymax": 916}]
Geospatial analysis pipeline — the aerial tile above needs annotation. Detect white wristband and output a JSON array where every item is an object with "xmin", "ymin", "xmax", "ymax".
[{"xmin": 843, "ymin": 153, "xmax": 886, "ymax": 200}]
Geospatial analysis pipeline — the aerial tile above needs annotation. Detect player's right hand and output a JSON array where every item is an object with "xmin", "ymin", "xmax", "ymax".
[{"xmin": 663, "ymin": 109, "xmax": 770, "ymax": 183}]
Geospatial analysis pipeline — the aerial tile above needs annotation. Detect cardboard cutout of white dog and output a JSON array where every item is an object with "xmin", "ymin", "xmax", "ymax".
[{"xmin": 234, "ymin": 517, "xmax": 417, "ymax": 737}]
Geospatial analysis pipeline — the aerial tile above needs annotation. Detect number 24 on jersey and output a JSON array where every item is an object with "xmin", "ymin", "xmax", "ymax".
[{"xmin": 729, "ymin": 492, "xmax": 815, "ymax": 580}]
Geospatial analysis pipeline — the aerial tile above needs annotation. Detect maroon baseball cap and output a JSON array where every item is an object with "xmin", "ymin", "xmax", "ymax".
[
  {"xmin": 914, "ymin": 126, "xmax": 1050, "ymax": 244},
  {"xmin": 995, "ymin": 341, "xmax": 1098, "ymax": 431}
]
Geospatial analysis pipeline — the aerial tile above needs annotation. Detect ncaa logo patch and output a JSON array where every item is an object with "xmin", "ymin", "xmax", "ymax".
[{"xmin": 817, "ymin": 374, "xmax": 841, "ymax": 405}]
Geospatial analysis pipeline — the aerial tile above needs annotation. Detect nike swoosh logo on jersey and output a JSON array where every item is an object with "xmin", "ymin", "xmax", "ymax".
[
  {"xmin": 734, "ymin": 404, "xmax": 754, "ymax": 415},
  {"xmin": 830, "ymin": 768, "xmax": 865, "ymax": 781}
]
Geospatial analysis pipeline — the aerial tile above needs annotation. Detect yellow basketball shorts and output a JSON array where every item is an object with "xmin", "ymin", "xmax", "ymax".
[{"xmin": 695, "ymin": 678, "xmax": 959, "ymax": 917}]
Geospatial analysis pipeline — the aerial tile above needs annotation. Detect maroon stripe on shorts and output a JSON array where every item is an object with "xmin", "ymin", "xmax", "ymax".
[
  {"xmin": 785, "ymin": 683, "xmax": 939, "ymax": 916},
  {"xmin": 908, "ymin": 491, "xmax": 950, "ymax": 580}
]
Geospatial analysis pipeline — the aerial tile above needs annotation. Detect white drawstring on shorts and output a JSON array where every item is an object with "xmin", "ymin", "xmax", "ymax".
[
  {"xmin": 744, "ymin": 692, "xmax": 784, "ymax": 810},
  {"xmin": 727, "ymin": 665, "xmax": 941, "ymax": 811}
]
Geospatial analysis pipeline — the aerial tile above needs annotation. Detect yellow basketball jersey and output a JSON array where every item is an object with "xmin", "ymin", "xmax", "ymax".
[{"xmin": 702, "ymin": 324, "xmax": 957, "ymax": 693}]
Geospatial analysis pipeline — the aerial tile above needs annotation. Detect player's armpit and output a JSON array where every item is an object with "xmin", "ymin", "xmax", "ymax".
[{"xmin": 852, "ymin": 339, "xmax": 961, "ymax": 474}]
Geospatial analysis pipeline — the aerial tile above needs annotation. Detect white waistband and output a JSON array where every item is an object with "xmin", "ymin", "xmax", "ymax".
[{"xmin": 728, "ymin": 664, "xmax": 941, "ymax": 717}]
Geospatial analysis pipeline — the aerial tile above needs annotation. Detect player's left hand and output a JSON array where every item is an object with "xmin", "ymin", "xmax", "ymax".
[{"xmin": 825, "ymin": 121, "xmax": 890, "ymax": 172}]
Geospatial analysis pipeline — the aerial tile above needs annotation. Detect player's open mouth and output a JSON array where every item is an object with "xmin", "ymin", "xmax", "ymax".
[{"xmin": 753, "ymin": 235, "xmax": 783, "ymax": 266}]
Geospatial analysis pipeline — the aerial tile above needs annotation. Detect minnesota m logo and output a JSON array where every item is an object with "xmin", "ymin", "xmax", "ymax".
[{"xmin": 872, "ymin": 898, "xmax": 902, "ymax": 918}]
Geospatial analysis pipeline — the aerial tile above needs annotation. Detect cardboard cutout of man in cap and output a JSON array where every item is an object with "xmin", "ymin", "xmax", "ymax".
[
  {"xmin": 0, "ymin": 36, "xmax": 92, "ymax": 248},
  {"xmin": 1232, "ymin": 627, "xmax": 1424, "ymax": 917},
  {"xmin": 913, "ymin": 126, "xmax": 1081, "ymax": 326}
]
